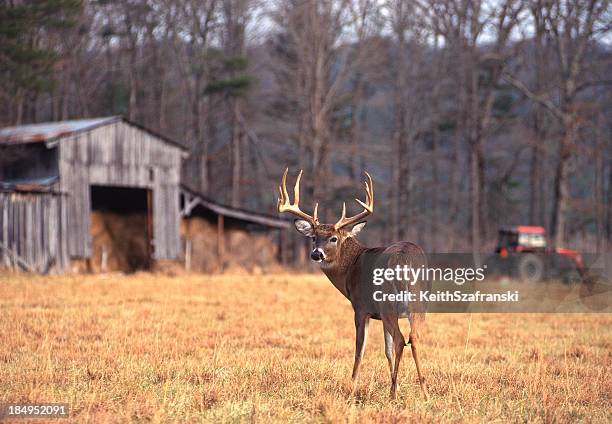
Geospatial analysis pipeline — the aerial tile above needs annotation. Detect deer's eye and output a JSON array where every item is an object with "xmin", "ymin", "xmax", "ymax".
[
  {"xmin": 330, "ymin": 236, "xmax": 338, "ymax": 243},
  {"xmin": 311, "ymin": 237, "xmax": 316, "ymax": 242}
]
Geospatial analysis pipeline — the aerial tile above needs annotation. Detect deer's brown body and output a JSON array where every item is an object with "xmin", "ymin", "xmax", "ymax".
[{"xmin": 277, "ymin": 170, "xmax": 429, "ymax": 400}]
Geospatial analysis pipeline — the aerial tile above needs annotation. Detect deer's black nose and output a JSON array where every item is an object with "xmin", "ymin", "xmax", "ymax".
[{"xmin": 310, "ymin": 250, "xmax": 323, "ymax": 261}]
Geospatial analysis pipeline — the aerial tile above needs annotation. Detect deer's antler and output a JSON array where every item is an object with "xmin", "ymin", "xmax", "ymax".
[
  {"xmin": 277, "ymin": 168, "xmax": 319, "ymax": 227},
  {"xmin": 334, "ymin": 172, "xmax": 374, "ymax": 230}
]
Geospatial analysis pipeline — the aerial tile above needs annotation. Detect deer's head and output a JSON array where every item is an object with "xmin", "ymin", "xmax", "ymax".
[{"xmin": 277, "ymin": 168, "xmax": 373, "ymax": 264}]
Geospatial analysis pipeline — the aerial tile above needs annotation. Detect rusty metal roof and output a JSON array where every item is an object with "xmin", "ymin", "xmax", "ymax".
[
  {"xmin": 0, "ymin": 116, "xmax": 187, "ymax": 150},
  {"xmin": 180, "ymin": 185, "xmax": 291, "ymax": 229},
  {"xmin": 0, "ymin": 117, "xmax": 119, "ymax": 144}
]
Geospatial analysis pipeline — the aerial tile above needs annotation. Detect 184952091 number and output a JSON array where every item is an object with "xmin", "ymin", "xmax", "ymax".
[{"xmin": 0, "ymin": 403, "xmax": 69, "ymax": 418}]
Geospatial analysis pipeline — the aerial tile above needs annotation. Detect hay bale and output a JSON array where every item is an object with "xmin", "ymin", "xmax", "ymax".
[
  {"xmin": 180, "ymin": 217, "xmax": 219, "ymax": 273},
  {"xmin": 90, "ymin": 210, "xmax": 149, "ymax": 273},
  {"xmin": 180, "ymin": 216, "xmax": 284, "ymax": 274},
  {"xmin": 153, "ymin": 259, "xmax": 185, "ymax": 276}
]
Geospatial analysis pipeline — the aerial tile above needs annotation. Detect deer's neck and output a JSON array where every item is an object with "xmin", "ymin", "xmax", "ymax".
[{"xmin": 321, "ymin": 237, "xmax": 365, "ymax": 299}]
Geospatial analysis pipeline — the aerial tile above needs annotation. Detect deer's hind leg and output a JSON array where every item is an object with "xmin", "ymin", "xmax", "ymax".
[
  {"xmin": 383, "ymin": 325, "xmax": 394, "ymax": 381},
  {"xmin": 382, "ymin": 315, "xmax": 405, "ymax": 400},
  {"xmin": 408, "ymin": 314, "xmax": 429, "ymax": 400}
]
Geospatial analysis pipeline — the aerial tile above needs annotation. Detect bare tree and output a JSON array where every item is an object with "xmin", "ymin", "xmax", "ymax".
[
  {"xmin": 526, "ymin": 2, "xmax": 553, "ymax": 227},
  {"xmin": 270, "ymin": 0, "xmax": 382, "ymax": 213},
  {"xmin": 172, "ymin": 0, "xmax": 218, "ymax": 193},
  {"xmin": 222, "ymin": 0, "xmax": 251, "ymax": 207},
  {"xmin": 386, "ymin": 1, "xmax": 438, "ymax": 243},
  {"xmin": 421, "ymin": 0, "xmax": 525, "ymax": 262},
  {"xmin": 388, "ymin": 0, "xmax": 411, "ymax": 242},
  {"xmin": 114, "ymin": 0, "xmax": 151, "ymax": 121},
  {"xmin": 345, "ymin": 0, "xmax": 384, "ymax": 184},
  {"xmin": 504, "ymin": 0, "xmax": 609, "ymax": 247}
]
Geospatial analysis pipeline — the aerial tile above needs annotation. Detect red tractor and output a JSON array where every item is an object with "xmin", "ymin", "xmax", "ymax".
[{"xmin": 485, "ymin": 226, "xmax": 585, "ymax": 283}]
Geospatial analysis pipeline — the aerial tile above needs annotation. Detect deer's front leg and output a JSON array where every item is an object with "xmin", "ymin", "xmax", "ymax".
[{"xmin": 351, "ymin": 313, "xmax": 369, "ymax": 382}]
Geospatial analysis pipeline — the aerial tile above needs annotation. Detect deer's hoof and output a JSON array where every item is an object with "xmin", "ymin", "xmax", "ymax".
[{"xmin": 390, "ymin": 383, "xmax": 397, "ymax": 400}]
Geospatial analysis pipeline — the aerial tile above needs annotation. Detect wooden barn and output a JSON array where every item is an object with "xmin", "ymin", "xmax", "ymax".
[
  {"xmin": 0, "ymin": 116, "xmax": 292, "ymax": 273},
  {"xmin": 0, "ymin": 117, "xmax": 185, "ymax": 272}
]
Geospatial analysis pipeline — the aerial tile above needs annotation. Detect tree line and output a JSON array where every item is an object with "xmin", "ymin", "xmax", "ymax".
[{"xmin": 1, "ymin": 0, "xmax": 610, "ymax": 255}]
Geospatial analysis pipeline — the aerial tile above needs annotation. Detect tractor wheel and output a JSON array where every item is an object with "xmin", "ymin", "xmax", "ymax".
[{"xmin": 517, "ymin": 254, "xmax": 544, "ymax": 283}]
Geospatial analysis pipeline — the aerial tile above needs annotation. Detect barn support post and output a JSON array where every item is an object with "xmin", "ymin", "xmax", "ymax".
[
  {"xmin": 217, "ymin": 213, "xmax": 225, "ymax": 269},
  {"xmin": 101, "ymin": 244, "xmax": 108, "ymax": 273},
  {"xmin": 185, "ymin": 239, "xmax": 192, "ymax": 271},
  {"xmin": 2, "ymin": 200, "xmax": 9, "ymax": 268},
  {"xmin": 146, "ymin": 189, "xmax": 154, "ymax": 268},
  {"xmin": 12, "ymin": 242, "xmax": 17, "ymax": 270}
]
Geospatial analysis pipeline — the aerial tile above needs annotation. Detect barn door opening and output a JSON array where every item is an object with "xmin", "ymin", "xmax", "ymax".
[{"xmin": 90, "ymin": 185, "xmax": 152, "ymax": 272}]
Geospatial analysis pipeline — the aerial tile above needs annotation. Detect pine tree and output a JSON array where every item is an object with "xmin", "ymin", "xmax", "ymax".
[{"xmin": 0, "ymin": 0, "xmax": 82, "ymax": 124}]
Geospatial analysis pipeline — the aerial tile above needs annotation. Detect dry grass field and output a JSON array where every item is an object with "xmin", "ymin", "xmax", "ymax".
[{"xmin": 0, "ymin": 272, "xmax": 610, "ymax": 423}]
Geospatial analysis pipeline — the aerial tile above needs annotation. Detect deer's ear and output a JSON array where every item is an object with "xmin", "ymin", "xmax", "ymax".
[
  {"xmin": 294, "ymin": 219, "xmax": 314, "ymax": 237},
  {"xmin": 348, "ymin": 222, "xmax": 366, "ymax": 237}
]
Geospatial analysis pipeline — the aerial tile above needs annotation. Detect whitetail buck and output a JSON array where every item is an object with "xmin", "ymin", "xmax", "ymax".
[{"xmin": 277, "ymin": 169, "xmax": 429, "ymax": 400}]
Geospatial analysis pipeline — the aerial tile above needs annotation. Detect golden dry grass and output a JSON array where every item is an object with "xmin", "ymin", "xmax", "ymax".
[{"xmin": 0, "ymin": 273, "xmax": 610, "ymax": 423}]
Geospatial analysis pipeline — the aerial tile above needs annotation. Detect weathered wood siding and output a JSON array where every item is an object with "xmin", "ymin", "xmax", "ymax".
[
  {"xmin": 0, "ymin": 192, "xmax": 69, "ymax": 272},
  {"xmin": 58, "ymin": 120, "xmax": 182, "ymax": 260}
]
